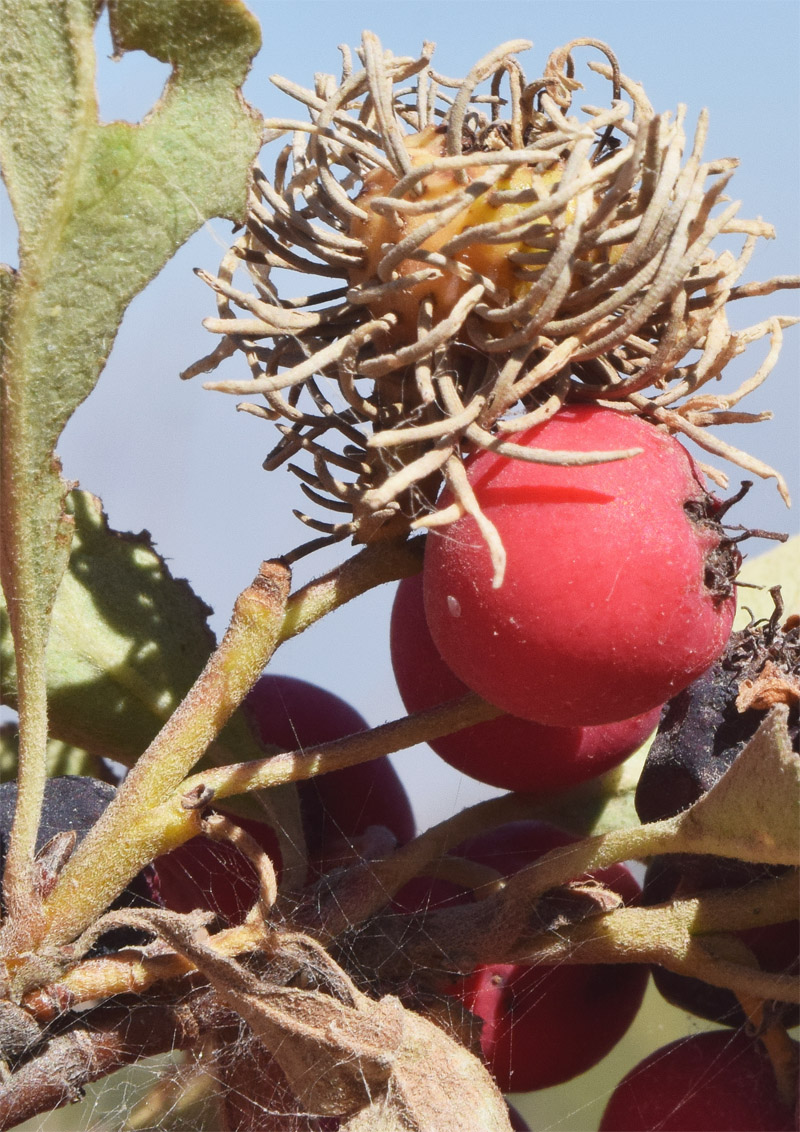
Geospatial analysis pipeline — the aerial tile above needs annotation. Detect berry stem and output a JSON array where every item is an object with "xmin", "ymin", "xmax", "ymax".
[
  {"xmin": 393, "ymin": 867, "xmax": 798, "ymax": 1007},
  {"xmin": 22, "ymin": 921, "xmax": 265, "ymax": 1017},
  {"xmin": 511, "ymin": 876, "xmax": 800, "ymax": 1003},
  {"xmin": 294, "ymin": 792, "xmax": 549, "ymax": 942},
  {"xmin": 278, "ymin": 535, "xmax": 424, "ymax": 643},
  {"xmin": 740, "ymin": 1001, "xmax": 800, "ymax": 1109},
  {"xmin": 180, "ymin": 693, "xmax": 502, "ymax": 802},
  {"xmin": 34, "ymin": 562, "xmax": 290, "ymax": 956}
]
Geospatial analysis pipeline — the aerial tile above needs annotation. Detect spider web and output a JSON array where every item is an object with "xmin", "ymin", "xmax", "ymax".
[{"xmin": 10, "ymin": 765, "xmax": 786, "ymax": 1132}]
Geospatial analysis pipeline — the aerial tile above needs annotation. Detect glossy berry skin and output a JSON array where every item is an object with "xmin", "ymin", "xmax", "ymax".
[
  {"xmin": 423, "ymin": 405, "xmax": 736, "ymax": 726},
  {"xmin": 391, "ymin": 573, "xmax": 661, "ymax": 793},
  {"xmin": 397, "ymin": 822, "xmax": 648, "ymax": 1094},
  {"xmin": 599, "ymin": 1030, "xmax": 797, "ymax": 1131}
]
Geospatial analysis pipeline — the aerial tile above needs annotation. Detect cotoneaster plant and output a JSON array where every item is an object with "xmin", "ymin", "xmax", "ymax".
[
  {"xmin": 641, "ymin": 855, "xmax": 799, "ymax": 1030},
  {"xmin": 450, "ymin": 822, "xmax": 649, "ymax": 1094},
  {"xmin": 1, "ymin": 13, "xmax": 798, "ymax": 1132}
]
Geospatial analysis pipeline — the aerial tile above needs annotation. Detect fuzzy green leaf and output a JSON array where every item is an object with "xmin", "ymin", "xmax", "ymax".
[
  {"xmin": 0, "ymin": 490, "xmax": 216, "ymax": 763},
  {"xmin": 1, "ymin": 0, "xmax": 262, "ymax": 611},
  {"xmin": 0, "ymin": 0, "xmax": 262, "ymax": 886},
  {"xmin": 1, "ymin": 0, "xmax": 262, "ymax": 636}
]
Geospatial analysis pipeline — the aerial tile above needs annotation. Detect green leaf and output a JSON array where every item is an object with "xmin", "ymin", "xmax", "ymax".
[
  {"xmin": 677, "ymin": 706, "xmax": 800, "ymax": 866},
  {"xmin": 1, "ymin": 0, "xmax": 263, "ymax": 636},
  {"xmin": 0, "ymin": 0, "xmax": 262, "ymax": 884},
  {"xmin": 1, "ymin": 490, "xmax": 217, "ymax": 763},
  {"xmin": 0, "ymin": 0, "xmax": 95, "ymax": 253}
]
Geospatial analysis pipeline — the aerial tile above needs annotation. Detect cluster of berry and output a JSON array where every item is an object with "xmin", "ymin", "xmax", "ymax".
[
  {"xmin": 389, "ymin": 403, "xmax": 797, "ymax": 1129},
  {"xmin": 9, "ymin": 401, "xmax": 795, "ymax": 1127}
]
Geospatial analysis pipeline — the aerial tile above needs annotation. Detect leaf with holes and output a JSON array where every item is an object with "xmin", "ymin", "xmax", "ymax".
[{"xmin": 0, "ymin": 0, "xmax": 262, "ymax": 890}]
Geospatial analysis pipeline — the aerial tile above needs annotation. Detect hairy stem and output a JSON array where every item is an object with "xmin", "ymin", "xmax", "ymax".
[
  {"xmin": 278, "ymin": 535, "xmax": 423, "ymax": 643},
  {"xmin": 33, "ymin": 562, "xmax": 290, "ymax": 955},
  {"xmin": 181, "ymin": 693, "xmax": 501, "ymax": 800},
  {"xmin": 398, "ymin": 870, "xmax": 799, "ymax": 1005}
]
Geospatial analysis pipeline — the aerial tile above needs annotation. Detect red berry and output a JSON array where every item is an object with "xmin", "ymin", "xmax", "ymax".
[
  {"xmin": 599, "ymin": 1030, "xmax": 797, "ymax": 1131},
  {"xmin": 459, "ymin": 959, "xmax": 648, "ymax": 1094},
  {"xmin": 155, "ymin": 677, "xmax": 414, "ymax": 921},
  {"xmin": 298, "ymin": 757, "xmax": 416, "ymax": 872},
  {"xmin": 397, "ymin": 822, "xmax": 648, "ymax": 1093},
  {"xmin": 246, "ymin": 674, "xmax": 415, "ymax": 864},
  {"xmin": 391, "ymin": 573, "xmax": 661, "ymax": 792},
  {"xmin": 448, "ymin": 822, "xmax": 647, "ymax": 1092},
  {"xmin": 423, "ymin": 405, "xmax": 736, "ymax": 726}
]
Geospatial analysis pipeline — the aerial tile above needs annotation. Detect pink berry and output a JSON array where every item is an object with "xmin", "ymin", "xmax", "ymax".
[
  {"xmin": 423, "ymin": 405, "xmax": 736, "ymax": 726},
  {"xmin": 391, "ymin": 573, "xmax": 661, "ymax": 792}
]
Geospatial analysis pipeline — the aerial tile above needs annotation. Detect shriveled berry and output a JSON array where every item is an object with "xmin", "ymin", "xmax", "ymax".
[{"xmin": 636, "ymin": 599, "xmax": 799, "ymax": 822}]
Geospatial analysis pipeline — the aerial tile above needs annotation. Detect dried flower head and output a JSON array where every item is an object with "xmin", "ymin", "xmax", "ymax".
[{"xmin": 185, "ymin": 33, "xmax": 798, "ymax": 573}]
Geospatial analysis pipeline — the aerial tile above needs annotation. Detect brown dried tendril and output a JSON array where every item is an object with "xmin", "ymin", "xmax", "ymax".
[{"xmin": 184, "ymin": 33, "xmax": 798, "ymax": 577}]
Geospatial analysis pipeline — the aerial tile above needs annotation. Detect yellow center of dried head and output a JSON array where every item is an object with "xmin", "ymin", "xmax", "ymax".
[{"xmin": 348, "ymin": 127, "xmax": 568, "ymax": 344}]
